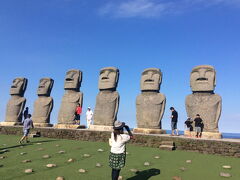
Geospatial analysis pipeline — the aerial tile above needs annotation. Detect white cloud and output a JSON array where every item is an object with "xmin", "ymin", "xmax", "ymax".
[{"xmin": 99, "ymin": 0, "xmax": 240, "ymax": 18}]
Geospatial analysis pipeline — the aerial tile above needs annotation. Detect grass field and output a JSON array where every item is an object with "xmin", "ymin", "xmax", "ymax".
[{"xmin": 0, "ymin": 134, "xmax": 239, "ymax": 180}]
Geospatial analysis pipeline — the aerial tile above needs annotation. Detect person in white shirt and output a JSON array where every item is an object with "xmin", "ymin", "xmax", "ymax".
[
  {"xmin": 86, "ymin": 107, "xmax": 93, "ymax": 129},
  {"xmin": 109, "ymin": 121, "xmax": 133, "ymax": 180}
]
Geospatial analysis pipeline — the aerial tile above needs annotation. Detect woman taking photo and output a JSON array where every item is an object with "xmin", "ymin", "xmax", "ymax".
[{"xmin": 109, "ymin": 121, "xmax": 133, "ymax": 180}]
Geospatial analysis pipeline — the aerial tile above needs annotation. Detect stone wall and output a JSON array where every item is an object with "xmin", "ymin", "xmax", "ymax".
[{"xmin": 0, "ymin": 126, "xmax": 239, "ymax": 158}]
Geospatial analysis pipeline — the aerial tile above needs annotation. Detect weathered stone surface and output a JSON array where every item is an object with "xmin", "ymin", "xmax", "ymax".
[
  {"xmin": 2, "ymin": 78, "xmax": 27, "ymax": 125},
  {"xmin": 154, "ymin": 156, "xmax": 160, "ymax": 159},
  {"xmin": 136, "ymin": 68, "xmax": 166, "ymax": 130},
  {"xmin": 24, "ymin": 169, "xmax": 33, "ymax": 173},
  {"xmin": 89, "ymin": 125, "xmax": 113, "ymax": 131},
  {"xmin": 67, "ymin": 158, "xmax": 74, "ymax": 162},
  {"xmin": 22, "ymin": 159, "xmax": 31, "ymax": 163},
  {"xmin": 130, "ymin": 168, "xmax": 138, "ymax": 172},
  {"xmin": 220, "ymin": 172, "xmax": 231, "ymax": 177},
  {"xmin": 133, "ymin": 128, "xmax": 166, "ymax": 134},
  {"xmin": 144, "ymin": 162, "xmax": 150, "ymax": 166},
  {"xmin": 20, "ymin": 152, "xmax": 27, "ymax": 155},
  {"xmin": 78, "ymin": 169, "xmax": 86, "ymax": 173},
  {"xmin": 56, "ymin": 176, "xmax": 65, "ymax": 180},
  {"xmin": 185, "ymin": 65, "xmax": 222, "ymax": 134},
  {"xmin": 0, "ymin": 156, "xmax": 6, "ymax": 159},
  {"xmin": 179, "ymin": 167, "xmax": 187, "ymax": 171},
  {"xmin": 96, "ymin": 163, "xmax": 102, "ymax": 167},
  {"xmin": 93, "ymin": 67, "xmax": 119, "ymax": 126},
  {"xmin": 32, "ymin": 78, "xmax": 54, "ymax": 127},
  {"xmin": 42, "ymin": 155, "xmax": 50, "ymax": 159},
  {"xmin": 97, "ymin": 148, "xmax": 104, "ymax": 152},
  {"xmin": 58, "ymin": 150, "xmax": 65, "ymax": 154},
  {"xmin": 57, "ymin": 69, "xmax": 83, "ymax": 126},
  {"xmin": 186, "ymin": 160, "xmax": 192, "ymax": 163},
  {"xmin": 159, "ymin": 145, "xmax": 174, "ymax": 151},
  {"xmin": 46, "ymin": 164, "xmax": 56, "ymax": 168},
  {"xmin": 172, "ymin": 176, "xmax": 182, "ymax": 180},
  {"xmin": 83, "ymin": 154, "xmax": 90, "ymax": 157},
  {"xmin": 222, "ymin": 165, "xmax": 231, "ymax": 169}
]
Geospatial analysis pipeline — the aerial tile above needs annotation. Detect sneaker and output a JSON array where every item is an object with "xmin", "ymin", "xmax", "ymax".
[{"xmin": 19, "ymin": 141, "xmax": 22, "ymax": 144}]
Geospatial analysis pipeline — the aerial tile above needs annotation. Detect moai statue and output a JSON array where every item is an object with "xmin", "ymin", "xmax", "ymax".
[
  {"xmin": 92, "ymin": 67, "xmax": 119, "ymax": 130},
  {"xmin": 32, "ymin": 78, "xmax": 54, "ymax": 127},
  {"xmin": 2, "ymin": 78, "xmax": 28, "ymax": 126},
  {"xmin": 134, "ymin": 68, "xmax": 166, "ymax": 134},
  {"xmin": 185, "ymin": 65, "xmax": 222, "ymax": 138},
  {"xmin": 56, "ymin": 69, "xmax": 84, "ymax": 128}
]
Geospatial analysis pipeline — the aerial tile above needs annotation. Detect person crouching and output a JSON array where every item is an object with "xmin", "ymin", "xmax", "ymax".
[{"xmin": 109, "ymin": 121, "xmax": 133, "ymax": 180}]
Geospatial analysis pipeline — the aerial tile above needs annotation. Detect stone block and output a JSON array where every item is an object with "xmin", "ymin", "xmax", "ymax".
[
  {"xmin": 133, "ymin": 128, "xmax": 166, "ymax": 134},
  {"xmin": 54, "ymin": 124, "xmax": 85, "ymax": 129},
  {"xmin": 89, "ymin": 125, "xmax": 113, "ymax": 131}
]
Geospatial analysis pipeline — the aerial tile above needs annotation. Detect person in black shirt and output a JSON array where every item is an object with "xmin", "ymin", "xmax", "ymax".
[
  {"xmin": 194, "ymin": 114, "xmax": 203, "ymax": 138},
  {"xmin": 185, "ymin": 117, "xmax": 193, "ymax": 137},
  {"xmin": 170, "ymin": 107, "xmax": 179, "ymax": 136}
]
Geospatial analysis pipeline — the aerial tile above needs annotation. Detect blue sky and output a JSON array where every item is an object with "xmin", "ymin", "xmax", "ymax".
[{"xmin": 0, "ymin": 0, "xmax": 239, "ymax": 133}]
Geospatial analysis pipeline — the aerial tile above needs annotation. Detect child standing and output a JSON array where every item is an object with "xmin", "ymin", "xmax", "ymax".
[{"xmin": 109, "ymin": 121, "xmax": 133, "ymax": 180}]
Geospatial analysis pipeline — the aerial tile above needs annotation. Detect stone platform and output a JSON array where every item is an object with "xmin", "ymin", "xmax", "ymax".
[
  {"xmin": 54, "ymin": 124, "xmax": 86, "ymax": 129},
  {"xmin": 89, "ymin": 125, "xmax": 113, "ymax": 131},
  {"xmin": 133, "ymin": 128, "xmax": 166, "ymax": 134},
  {"xmin": 0, "ymin": 122, "xmax": 22, "ymax": 126},
  {"xmin": 33, "ymin": 123, "xmax": 53, "ymax": 127},
  {"xmin": 0, "ymin": 126, "xmax": 239, "ymax": 158},
  {"xmin": 184, "ymin": 130, "xmax": 222, "ymax": 139}
]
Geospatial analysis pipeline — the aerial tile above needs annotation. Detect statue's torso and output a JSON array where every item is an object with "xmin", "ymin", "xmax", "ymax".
[
  {"xmin": 32, "ymin": 97, "xmax": 53, "ymax": 123},
  {"xmin": 94, "ymin": 91, "xmax": 119, "ymax": 126},
  {"xmin": 136, "ymin": 93, "xmax": 166, "ymax": 128},
  {"xmin": 6, "ymin": 96, "xmax": 26, "ymax": 122},
  {"xmin": 185, "ymin": 93, "xmax": 222, "ymax": 131},
  {"xmin": 58, "ymin": 92, "xmax": 83, "ymax": 124}
]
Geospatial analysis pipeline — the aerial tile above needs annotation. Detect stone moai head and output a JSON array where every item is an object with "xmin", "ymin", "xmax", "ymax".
[
  {"xmin": 37, "ymin": 78, "xmax": 54, "ymax": 96},
  {"xmin": 140, "ymin": 68, "xmax": 162, "ymax": 91},
  {"xmin": 10, "ymin": 77, "xmax": 28, "ymax": 96},
  {"xmin": 64, "ymin": 69, "xmax": 82, "ymax": 91},
  {"xmin": 98, "ymin": 67, "xmax": 119, "ymax": 90},
  {"xmin": 190, "ymin": 65, "xmax": 216, "ymax": 92}
]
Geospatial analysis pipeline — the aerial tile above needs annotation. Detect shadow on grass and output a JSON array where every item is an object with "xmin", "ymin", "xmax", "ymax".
[
  {"xmin": 127, "ymin": 168, "xmax": 160, "ymax": 180},
  {"xmin": 0, "ymin": 139, "xmax": 57, "ymax": 152}
]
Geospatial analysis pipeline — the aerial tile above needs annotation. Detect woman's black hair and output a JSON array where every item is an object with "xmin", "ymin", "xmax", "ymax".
[{"xmin": 113, "ymin": 128, "xmax": 124, "ymax": 141}]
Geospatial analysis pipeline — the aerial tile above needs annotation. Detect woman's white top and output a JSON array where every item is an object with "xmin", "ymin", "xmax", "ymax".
[{"xmin": 110, "ymin": 132, "xmax": 130, "ymax": 154}]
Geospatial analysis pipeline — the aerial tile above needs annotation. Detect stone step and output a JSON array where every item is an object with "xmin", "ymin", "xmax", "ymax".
[
  {"xmin": 159, "ymin": 145, "xmax": 175, "ymax": 151},
  {"xmin": 161, "ymin": 141, "xmax": 174, "ymax": 146},
  {"xmin": 29, "ymin": 131, "xmax": 41, "ymax": 138}
]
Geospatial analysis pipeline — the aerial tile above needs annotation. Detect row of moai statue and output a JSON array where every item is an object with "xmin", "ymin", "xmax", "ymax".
[{"xmin": 0, "ymin": 65, "xmax": 222, "ymax": 138}]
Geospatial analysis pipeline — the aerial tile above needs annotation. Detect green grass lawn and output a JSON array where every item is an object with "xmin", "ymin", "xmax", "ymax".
[{"xmin": 0, "ymin": 134, "xmax": 239, "ymax": 180}]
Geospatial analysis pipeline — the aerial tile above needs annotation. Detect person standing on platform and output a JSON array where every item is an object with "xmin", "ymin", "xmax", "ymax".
[
  {"xmin": 75, "ymin": 103, "xmax": 82, "ymax": 125},
  {"xmin": 194, "ymin": 114, "xmax": 203, "ymax": 138},
  {"xmin": 170, "ymin": 107, "xmax": 179, "ymax": 136},
  {"xmin": 86, "ymin": 107, "xmax": 93, "ymax": 129}
]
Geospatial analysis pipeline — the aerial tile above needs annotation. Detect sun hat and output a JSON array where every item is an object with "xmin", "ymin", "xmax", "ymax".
[{"xmin": 113, "ymin": 120, "xmax": 125, "ymax": 130}]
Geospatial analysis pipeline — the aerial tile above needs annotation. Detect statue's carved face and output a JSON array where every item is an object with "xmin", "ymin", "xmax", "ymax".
[
  {"xmin": 10, "ymin": 78, "xmax": 27, "ymax": 95},
  {"xmin": 37, "ymin": 78, "xmax": 53, "ymax": 96},
  {"xmin": 98, "ymin": 67, "xmax": 119, "ymax": 90},
  {"xmin": 141, "ymin": 68, "xmax": 162, "ymax": 91},
  {"xmin": 64, "ymin": 70, "xmax": 82, "ymax": 90},
  {"xmin": 190, "ymin": 66, "xmax": 216, "ymax": 92}
]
